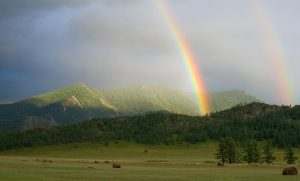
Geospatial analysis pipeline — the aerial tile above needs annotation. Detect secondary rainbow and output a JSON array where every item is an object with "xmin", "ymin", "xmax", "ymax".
[
  {"xmin": 156, "ymin": 0, "xmax": 210, "ymax": 115},
  {"xmin": 252, "ymin": 1, "xmax": 295, "ymax": 105}
]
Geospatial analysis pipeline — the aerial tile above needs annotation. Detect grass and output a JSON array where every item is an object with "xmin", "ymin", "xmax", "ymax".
[{"xmin": 0, "ymin": 141, "xmax": 299, "ymax": 181}]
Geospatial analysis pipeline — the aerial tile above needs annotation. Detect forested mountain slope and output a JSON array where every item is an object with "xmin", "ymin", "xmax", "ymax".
[{"xmin": 1, "ymin": 102, "xmax": 300, "ymax": 151}]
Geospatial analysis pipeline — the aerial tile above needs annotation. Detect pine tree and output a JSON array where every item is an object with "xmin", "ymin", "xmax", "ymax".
[
  {"xmin": 243, "ymin": 140, "xmax": 260, "ymax": 163},
  {"xmin": 215, "ymin": 138, "xmax": 240, "ymax": 164},
  {"xmin": 284, "ymin": 146, "xmax": 298, "ymax": 164},
  {"xmin": 226, "ymin": 137, "xmax": 240, "ymax": 164},
  {"xmin": 262, "ymin": 141, "xmax": 276, "ymax": 164},
  {"xmin": 215, "ymin": 138, "xmax": 227, "ymax": 163}
]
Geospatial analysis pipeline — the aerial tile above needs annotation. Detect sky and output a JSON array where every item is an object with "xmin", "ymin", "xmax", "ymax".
[{"xmin": 0, "ymin": 0, "xmax": 299, "ymax": 105}]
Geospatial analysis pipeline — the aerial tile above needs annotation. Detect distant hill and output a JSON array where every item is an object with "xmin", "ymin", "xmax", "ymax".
[{"xmin": 0, "ymin": 83, "xmax": 260, "ymax": 131}]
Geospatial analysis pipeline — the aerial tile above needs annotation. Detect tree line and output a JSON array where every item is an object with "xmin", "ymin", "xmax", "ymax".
[{"xmin": 216, "ymin": 138, "xmax": 298, "ymax": 164}]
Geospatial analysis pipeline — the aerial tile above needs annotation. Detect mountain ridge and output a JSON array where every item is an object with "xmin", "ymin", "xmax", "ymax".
[{"xmin": 0, "ymin": 83, "xmax": 261, "ymax": 131}]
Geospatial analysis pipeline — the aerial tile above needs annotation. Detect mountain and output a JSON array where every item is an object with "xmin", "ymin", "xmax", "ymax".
[
  {"xmin": 208, "ymin": 89, "xmax": 261, "ymax": 113},
  {"xmin": 1, "ymin": 102, "xmax": 300, "ymax": 151},
  {"xmin": 0, "ymin": 83, "xmax": 260, "ymax": 131}
]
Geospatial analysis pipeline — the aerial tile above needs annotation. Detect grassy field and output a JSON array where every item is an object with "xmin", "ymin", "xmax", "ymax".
[{"xmin": 0, "ymin": 141, "xmax": 299, "ymax": 181}]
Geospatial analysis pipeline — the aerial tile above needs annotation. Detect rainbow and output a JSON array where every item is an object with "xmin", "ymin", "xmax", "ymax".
[
  {"xmin": 156, "ymin": 0, "xmax": 210, "ymax": 115},
  {"xmin": 252, "ymin": 1, "xmax": 295, "ymax": 105}
]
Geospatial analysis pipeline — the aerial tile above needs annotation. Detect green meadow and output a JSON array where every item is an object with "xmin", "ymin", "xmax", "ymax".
[{"xmin": 0, "ymin": 142, "xmax": 299, "ymax": 181}]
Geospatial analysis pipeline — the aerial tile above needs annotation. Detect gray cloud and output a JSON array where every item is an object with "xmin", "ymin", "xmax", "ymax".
[
  {"xmin": 0, "ymin": 0, "xmax": 98, "ymax": 19},
  {"xmin": 0, "ymin": 0, "xmax": 299, "ymax": 104}
]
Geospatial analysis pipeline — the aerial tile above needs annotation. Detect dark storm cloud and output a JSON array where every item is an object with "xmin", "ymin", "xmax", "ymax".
[
  {"xmin": 0, "ymin": 0, "xmax": 91, "ymax": 19},
  {"xmin": 0, "ymin": 0, "xmax": 299, "ymax": 104},
  {"xmin": 0, "ymin": 0, "xmax": 183, "ymax": 101},
  {"xmin": 0, "ymin": 0, "xmax": 141, "ymax": 18}
]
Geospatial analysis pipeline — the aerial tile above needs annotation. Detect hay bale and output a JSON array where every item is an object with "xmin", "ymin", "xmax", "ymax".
[
  {"xmin": 112, "ymin": 163, "xmax": 121, "ymax": 168},
  {"xmin": 204, "ymin": 161, "xmax": 215, "ymax": 164},
  {"xmin": 104, "ymin": 160, "xmax": 110, "ymax": 164},
  {"xmin": 282, "ymin": 167, "xmax": 298, "ymax": 175},
  {"xmin": 217, "ymin": 162, "xmax": 224, "ymax": 166},
  {"xmin": 147, "ymin": 160, "xmax": 168, "ymax": 163},
  {"xmin": 94, "ymin": 161, "xmax": 99, "ymax": 164}
]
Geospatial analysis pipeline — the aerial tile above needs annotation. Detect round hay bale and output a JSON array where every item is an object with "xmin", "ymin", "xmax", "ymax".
[
  {"xmin": 282, "ymin": 167, "xmax": 298, "ymax": 175},
  {"xmin": 217, "ymin": 162, "xmax": 224, "ymax": 166},
  {"xmin": 112, "ymin": 163, "xmax": 121, "ymax": 168},
  {"xmin": 104, "ymin": 160, "xmax": 110, "ymax": 164}
]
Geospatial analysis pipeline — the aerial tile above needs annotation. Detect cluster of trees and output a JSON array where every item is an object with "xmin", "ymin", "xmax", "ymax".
[
  {"xmin": 215, "ymin": 137, "xmax": 241, "ymax": 163},
  {"xmin": 216, "ymin": 138, "xmax": 298, "ymax": 164},
  {"xmin": 0, "ymin": 103, "xmax": 300, "ymax": 151}
]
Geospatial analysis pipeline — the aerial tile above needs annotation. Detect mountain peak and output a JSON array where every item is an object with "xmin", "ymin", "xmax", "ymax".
[{"xmin": 19, "ymin": 83, "xmax": 98, "ymax": 107}]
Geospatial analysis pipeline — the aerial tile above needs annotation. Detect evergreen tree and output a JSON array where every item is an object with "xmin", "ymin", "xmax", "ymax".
[
  {"xmin": 262, "ymin": 141, "xmax": 276, "ymax": 164},
  {"xmin": 215, "ymin": 138, "xmax": 227, "ymax": 163},
  {"xmin": 226, "ymin": 137, "xmax": 240, "ymax": 164},
  {"xmin": 284, "ymin": 146, "xmax": 298, "ymax": 164},
  {"xmin": 243, "ymin": 140, "xmax": 260, "ymax": 163},
  {"xmin": 215, "ymin": 137, "xmax": 240, "ymax": 164}
]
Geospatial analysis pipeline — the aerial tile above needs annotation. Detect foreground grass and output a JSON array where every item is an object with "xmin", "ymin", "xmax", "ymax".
[{"xmin": 0, "ymin": 142, "xmax": 299, "ymax": 181}]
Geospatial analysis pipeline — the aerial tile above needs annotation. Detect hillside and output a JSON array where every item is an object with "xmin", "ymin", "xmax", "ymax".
[
  {"xmin": 1, "ymin": 102, "xmax": 300, "ymax": 151},
  {"xmin": 0, "ymin": 83, "xmax": 260, "ymax": 131}
]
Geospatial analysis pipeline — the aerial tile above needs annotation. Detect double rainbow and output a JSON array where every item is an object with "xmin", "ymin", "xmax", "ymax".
[
  {"xmin": 157, "ymin": 1, "xmax": 210, "ymax": 115},
  {"xmin": 252, "ymin": 1, "xmax": 295, "ymax": 105}
]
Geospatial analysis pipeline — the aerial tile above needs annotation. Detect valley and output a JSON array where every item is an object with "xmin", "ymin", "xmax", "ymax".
[
  {"xmin": 1, "ymin": 0, "xmax": 299, "ymax": 180},
  {"xmin": 0, "ymin": 142, "xmax": 299, "ymax": 181},
  {"xmin": 0, "ymin": 91, "xmax": 299, "ymax": 181}
]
